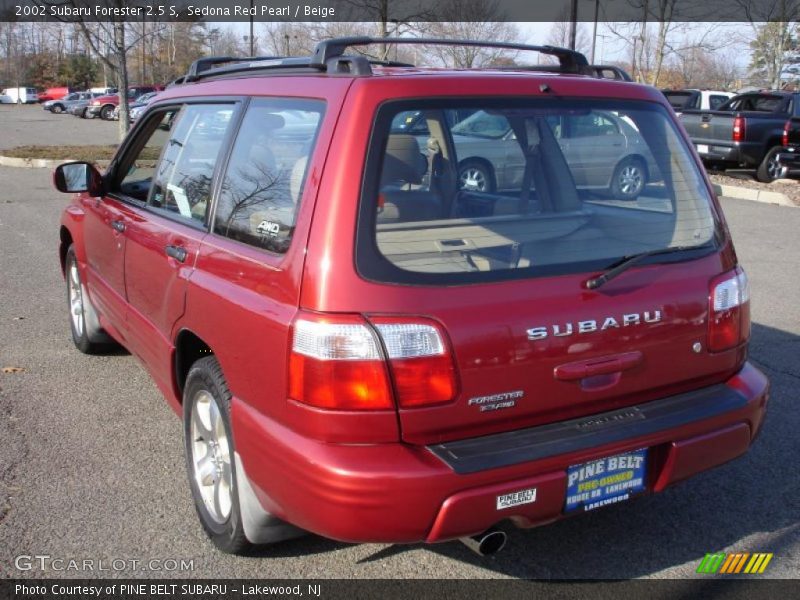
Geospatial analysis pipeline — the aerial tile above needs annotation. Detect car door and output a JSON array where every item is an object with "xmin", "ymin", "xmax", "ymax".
[
  {"xmin": 121, "ymin": 102, "xmax": 240, "ymax": 385},
  {"xmin": 80, "ymin": 189, "xmax": 129, "ymax": 330}
]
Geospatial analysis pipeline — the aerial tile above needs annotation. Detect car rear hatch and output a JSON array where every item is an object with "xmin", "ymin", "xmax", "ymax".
[{"xmin": 298, "ymin": 94, "xmax": 749, "ymax": 447}]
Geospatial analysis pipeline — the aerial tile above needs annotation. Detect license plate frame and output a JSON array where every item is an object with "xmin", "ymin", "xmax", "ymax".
[{"xmin": 564, "ymin": 448, "xmax": 648, "ymax": 513}]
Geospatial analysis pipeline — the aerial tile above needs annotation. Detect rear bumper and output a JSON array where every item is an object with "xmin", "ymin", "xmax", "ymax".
[
  {"xmin": 777, "ymin": 148, "xmax": 800, "ymax": 173},
  {"xmin": 232, "ymin": 362, "xmax": 768, "ymax": 544},
  {"xmin": 85, "ymin": 105, "xmax": 103, "ymax": 117}
]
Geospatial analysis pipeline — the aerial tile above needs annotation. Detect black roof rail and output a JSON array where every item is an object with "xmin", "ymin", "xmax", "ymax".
[
  {"xmin": 588, "ymin": 65, "xmax": 633, "ymax": 82},
  {"xmin": 183, "ymin": 55, "xmax": 287, "ymax": 82},
  {"xmin": 176, "ymin": 38, "xmax": 597, "ymax": 84},
  {"xmin": 310, "ymin": 37, "xmax": 590, "ymax": 74}
]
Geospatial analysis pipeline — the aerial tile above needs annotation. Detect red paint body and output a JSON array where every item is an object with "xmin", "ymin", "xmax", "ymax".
[{"xmin": 59, "ymin": 68, "xmax": 769, "ymax": 544}]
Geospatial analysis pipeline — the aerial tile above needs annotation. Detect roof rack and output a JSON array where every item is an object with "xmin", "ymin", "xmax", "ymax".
[
  {"xmin": 176, "ymin": 37, "xmax": 593, "ymax": 84},
  {"xmin": 310, "ymin": 37, "xmax": 590, "ymax": 74}
]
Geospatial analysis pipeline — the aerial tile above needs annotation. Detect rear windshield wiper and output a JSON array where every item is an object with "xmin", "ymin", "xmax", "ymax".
[{"xmin": 584, "ymin": 245, "xmax": 706, "ymax": 290}]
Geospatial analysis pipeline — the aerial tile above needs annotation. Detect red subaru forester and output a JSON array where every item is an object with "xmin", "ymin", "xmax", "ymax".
[{"xmin": 54, "ymin": 38, "xmax": 768, "ymax": 556}]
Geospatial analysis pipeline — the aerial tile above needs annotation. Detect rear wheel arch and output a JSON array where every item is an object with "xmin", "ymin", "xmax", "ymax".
[
  {"xmin": 174, "ymin": 329, "xmax": 214, "ymax": 401},
  {"xmin": 626, "ymin": 154, "xmax": 650, "ymax": 179}
]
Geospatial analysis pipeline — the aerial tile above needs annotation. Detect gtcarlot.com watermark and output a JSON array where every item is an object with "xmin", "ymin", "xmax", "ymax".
[{"xmin": 14, "ymin": 554, "xmax": 195, "ymax": 573}]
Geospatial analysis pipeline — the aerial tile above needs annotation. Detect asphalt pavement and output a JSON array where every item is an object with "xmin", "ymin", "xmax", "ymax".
[{"xmin": 0, "ymin": 109, "xmax": 798, "ymax": 579}]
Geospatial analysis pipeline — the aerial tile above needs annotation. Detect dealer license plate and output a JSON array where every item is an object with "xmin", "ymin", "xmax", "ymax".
[
  {"xmin": 565, "ymin": 449, "xmax": 647, "ymax": 513},
  {"xmin": 697, "ymin": 144, "xmax": 709, "ymax": 154}
]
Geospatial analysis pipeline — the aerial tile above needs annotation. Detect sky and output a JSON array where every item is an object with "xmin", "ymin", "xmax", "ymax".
[{"xmin": 225, "ymin": 21, "xmax": 756, "ymax": 70}]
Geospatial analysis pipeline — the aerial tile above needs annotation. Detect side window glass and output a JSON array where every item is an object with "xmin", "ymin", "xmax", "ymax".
[
  {"xmin": 213, "ymin": 98, "xmax": 325, "ymax": 253},
  {"xmin": 148, "ymin": 104, "xmax": 235, "ymax": 224},
  {"xmin": 117, "ymin": 109, "xmax": 179, "ymax": 202}
]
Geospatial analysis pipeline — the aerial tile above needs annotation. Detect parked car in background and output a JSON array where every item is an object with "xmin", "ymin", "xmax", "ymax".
[
  {"xmin": 52, "ymin": 38, "xmax": 767, "ymax": 557},
  {"xmin": 393, "ymin": 108, "xmax": 658, "ymax": 199},
  {"xmin": 43, "ymin": 91, "xmax": 100, "ymax": 114},
  {"xmin": 679, "ymin": 90, "xmax": 800, "ymax": 182},
  {"xmin": 0, "ymin": 93, "xmax": 12, "ymax": 104},
  {"xmin": 89, "ymin": 86, "xmax": 118, "ymax": 96},
  {"xmin": 112, "ymin": 91, "xmax": 159, "ymax": 121},
  {"xmin": 86, "ymin": 86, "xmax": 158, "ymax": 120},
  {"xmin": 68, "ymin": 97, "xmax": 96, "ymax": 118},
  {"xmin": 1, "ymin": 87, "xmax": 38, "ymax": 104},
  {"xmin": 38, "ymin": 87, "xmax": 73, "ymax": 103},
  {"xmin": 662, "ymin": 89, "xmax": 734, "ymax": 114}
]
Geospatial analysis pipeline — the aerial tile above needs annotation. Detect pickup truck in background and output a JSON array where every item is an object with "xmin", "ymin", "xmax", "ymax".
[{"xmin": 679, "ymin": 90, "xmax": 800, "ymax": 182}]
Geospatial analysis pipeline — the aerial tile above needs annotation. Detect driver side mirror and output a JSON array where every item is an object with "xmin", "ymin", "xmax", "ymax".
[{"xmin": 53, "ymin": 161, "xmax": 104, "ymax": 197}]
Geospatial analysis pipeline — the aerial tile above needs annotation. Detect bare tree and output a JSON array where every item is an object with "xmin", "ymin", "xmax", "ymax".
[
  {"xmin": 37, "ymin": 0, "xmax": 166, "ymax": 139},
  {"xmin": 415, "ymin": 0, "xmax": 523, "ymax": 67},
  {"xmin": 547, "ymin": 17, "xmax": 591, "ymax": 57}
]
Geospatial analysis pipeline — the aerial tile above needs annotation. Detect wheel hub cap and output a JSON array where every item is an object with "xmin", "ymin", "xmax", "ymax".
[
  {"xmin": 190, "ymin": 390, "xmax": 232, "ymax": 524},
  {"xmin": 619, "ymin": 166, "xmax": 643, "ymax": 196},
  {"xmin": 68, "ymin": 262, "xmax": 84, "ymax": 337}
]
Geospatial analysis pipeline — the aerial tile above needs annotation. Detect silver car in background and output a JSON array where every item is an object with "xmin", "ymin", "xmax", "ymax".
[
  {"xmin": 393, "ymin": 109, "xmax": 659, "ymax": 200},
  {"xmin": 43, "ymin": 92, "xmax": 101, "ymax": 114},
  {"xmin": 450, "ymin": 110, "xmax": 659, "ymax": 199}
]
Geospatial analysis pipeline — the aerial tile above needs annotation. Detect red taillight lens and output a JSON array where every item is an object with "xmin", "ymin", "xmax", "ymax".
[
  {"xmin": 370, "ymin": 318, "xmax": 458, "ymax": 409},
  {"xmin": 288, "ymin": 314, "xmax": 458, "ymax": 410},
  {"xmin": 289, "ymin": 315, "xmax": 393, "ymax": 410},
  {"xmin": 783, "ymin": 120, "xmax": 791, "ymax": 146},
  {"xmin": 732, "ymin": 116, "xmax": 745, "ymax": 143},
  {"xmin": 708, "ymin": 267, "xmax": 750, "ymax": 352}
]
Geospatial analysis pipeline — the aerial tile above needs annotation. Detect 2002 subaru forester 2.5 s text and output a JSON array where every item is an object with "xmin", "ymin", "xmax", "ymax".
[{"xmin": 54, "ymin": 38, "xmax": 769, "ymax": 556}]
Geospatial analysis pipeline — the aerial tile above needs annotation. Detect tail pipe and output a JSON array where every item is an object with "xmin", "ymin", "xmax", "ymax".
[{"xmin": 459, "ymin": 527, "xmax": 507, "ymax": 556}]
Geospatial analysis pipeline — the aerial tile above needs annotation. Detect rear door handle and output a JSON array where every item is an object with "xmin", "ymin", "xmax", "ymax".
[
  {"xmin": 165, "ymin": 245, "xmax": 187, "ymax": 263},
  {"xmin": 110, "ymin": 220, "xmax": 125, "ymax": 233}
]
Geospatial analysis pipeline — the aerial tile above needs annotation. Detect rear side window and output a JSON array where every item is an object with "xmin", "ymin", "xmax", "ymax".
[
  {"xmin": 212, "ymin": 98, "xmax": 324, "ymax": 254},
  {"xmin": 356, "ymin": 98, "xmax": 719, "ymax": 285}
]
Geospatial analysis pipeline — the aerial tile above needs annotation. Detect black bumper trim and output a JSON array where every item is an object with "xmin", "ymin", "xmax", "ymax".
[{"xmin": 428, "ymin": 384, "xmax": 748, "ymax": 474}]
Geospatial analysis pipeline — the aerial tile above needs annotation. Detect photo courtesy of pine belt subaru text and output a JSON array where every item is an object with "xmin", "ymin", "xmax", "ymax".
[{"xmin": 53, "ymin": 37, "xmax": 769, "ymax": 556}]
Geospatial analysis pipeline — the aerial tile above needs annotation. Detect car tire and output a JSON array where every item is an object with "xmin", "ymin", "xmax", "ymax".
[
  {"xmin": 756, "ymin": 146, "xmax": 782, "ymax": 183},
  {"xmin": 183, "ymin": 356, "xmax": 252, "ymax": 555},
  {"xmin": 51, "ymin": 104, "xmax": 64, "ymax": 114},
  {"xmin": 459, "ymin": 160, "xmax": 496, "ymax": 193},
  {"xmin": 65, "ymin": 245, "xmax": 114, "ymax": 354},
  {"xmin": 611, "ymin": 157, "xmax": 647, "ymax": 200},
  {"xmin": 100, "ymin": 105, "xmax": 115, "ymax": 120}
]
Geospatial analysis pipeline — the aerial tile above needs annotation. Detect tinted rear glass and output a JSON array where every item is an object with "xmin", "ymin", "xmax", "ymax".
[
  {"xmin": 663, "ymin": 91, "xmax": 695, "ymax": 110},
  {"xmin": 723, "ymin": 94, "xmax": 785, "ymax": 112},
  {"xmin": 356, "ymin": 98, "xmax": 719, "ymax": 285}
]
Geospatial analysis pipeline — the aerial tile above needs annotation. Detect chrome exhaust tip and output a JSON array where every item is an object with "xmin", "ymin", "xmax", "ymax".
[{"xmin": 459, "ymin": 527, "xmax": 507, "ymax": 556}]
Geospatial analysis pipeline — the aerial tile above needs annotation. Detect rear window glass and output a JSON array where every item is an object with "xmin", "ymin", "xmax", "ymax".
[
  {"xmin": 357, "ymin": 98, "xmax": 719, "ymax": 285},
  {"xmin": 709, "ymin": 95, "xmax": 730, "ymax": 110},
  {"xmin": 663, "ymin": 91, "xmax": 695, "ymax": 110},
  {"xmin": 723, "ymin": 94, "xmax": 785, "ymax": 112}
]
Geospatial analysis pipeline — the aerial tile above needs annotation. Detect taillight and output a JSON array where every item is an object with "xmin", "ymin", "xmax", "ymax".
[
  {"xmin": 732, "ymin": 116, "xmax": 745, "ymax": 143},
  {"xmin": 708, "ymin": 268, "xmax": 750, "ymax": 352},
  {"xmin": 370, "ymin": 318, "xmax": 458, "ymax": 408},
  {"xmin": 289, "ymin": 316, "xmax": 393, "ymax": 410},
  {"xmin": 783, "ymin": 120, "xmax": 791, "ymax": 146},
  {"xmin": 289, "ymin": 314, "xmax": 457, "ymax": 410}
]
